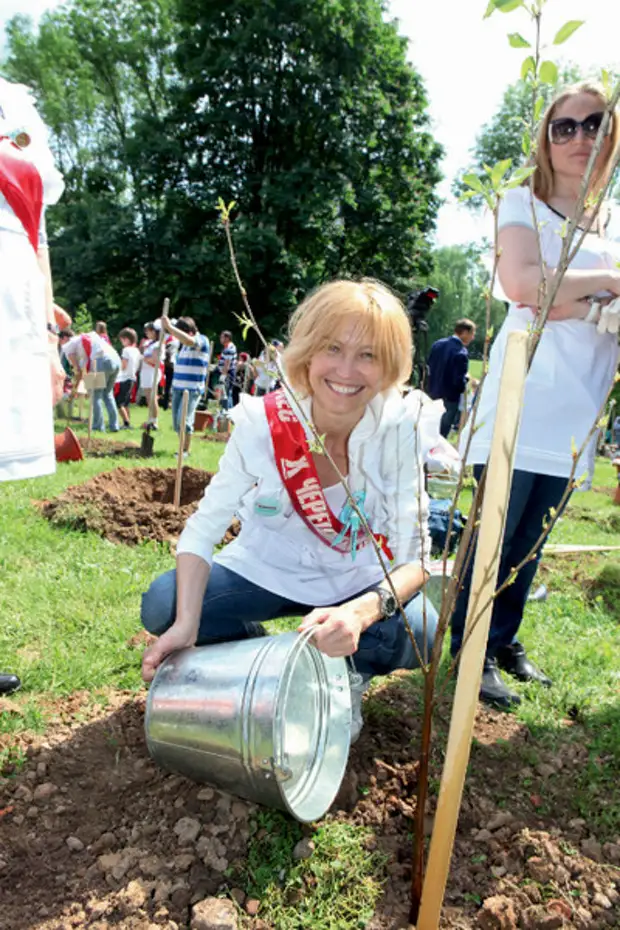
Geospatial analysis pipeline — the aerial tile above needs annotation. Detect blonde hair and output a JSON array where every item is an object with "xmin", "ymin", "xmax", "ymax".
[
  {"xmin": 283, "ymin": 279, "xmax": 413, "ymax": 396},
  {"xmin": 531, "ymin": 82, "xmax": 620, "ymax": 203}
]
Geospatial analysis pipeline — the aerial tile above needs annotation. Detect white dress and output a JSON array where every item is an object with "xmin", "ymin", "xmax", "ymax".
[{"xmin": 0, "ymin": 79, "xmax": 64, "ymax": 482}]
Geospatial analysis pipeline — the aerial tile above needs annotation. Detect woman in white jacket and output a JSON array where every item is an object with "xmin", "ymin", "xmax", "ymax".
[{"xmin": 141, "ymin": 279, "xmax": 436, "ymax": 739}]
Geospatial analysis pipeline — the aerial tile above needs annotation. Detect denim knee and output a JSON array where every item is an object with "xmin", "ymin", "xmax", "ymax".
[
  {"xmin": 399, "ymin": 593, "xmax": 438, "ymax": 670},
  {"xmin": 141, "ymin": 569, "xmax": 177, "ymax": 635}
]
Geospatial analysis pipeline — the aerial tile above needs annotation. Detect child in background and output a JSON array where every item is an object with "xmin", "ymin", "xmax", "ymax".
[
  {"xmin": 117, "ymin": 328, "xmax": 141, "ymax": 429},
  {"xmin": 163, "ymin": 316, "xmax": 210, "ymax": 458}
]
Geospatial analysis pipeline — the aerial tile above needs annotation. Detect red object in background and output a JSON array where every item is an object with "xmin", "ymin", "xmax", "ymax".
[{"xmin": 54, "ymin": 428, "xmax": 83, "ymax": 463}]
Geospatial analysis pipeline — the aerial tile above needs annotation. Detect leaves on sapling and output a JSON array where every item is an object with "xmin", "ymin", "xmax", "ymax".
[
  {"xmin": 534, "ymin": 95, "xmax": 545, "ymax": 123},
  {"xmin": 484, "ymin": 0, "xmax": 524, "ymax": 16},
  {"xmin": 308, "ymin": 434, "xmax": 327, "ymax": 455},
  {"xmin": 508, "ymin": 33, "xmax": 530, "ymax": 48},
  {"xmin": 462, "ymin": 173, "xmax": 485, "ymax": 193},
  {"xmin": 521, "ymin": 56, "xmax": 536, "ymax": 81},
  {"xmin": 489, "ymin": 158, "xmax": 513, "ymax": 188},
  {"xmin": 539, "ymin": 61, "xmax": 558, "ymax": 85},
  {"xmin": 233, "ymin": 312, "xmax": 255, "ymax": 341},
  {"xmin": 502, "ymin": 164, "xmax": 535, "ymax": 190},
  {"xmin": 553, "ymin": 21, "xmax": 584, "ymax": 45}
]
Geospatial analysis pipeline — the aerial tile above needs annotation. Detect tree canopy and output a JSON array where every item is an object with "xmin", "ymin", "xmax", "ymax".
[{"xmin": 2, "ymin": 0, "xmax": 443, "ymax": 343}]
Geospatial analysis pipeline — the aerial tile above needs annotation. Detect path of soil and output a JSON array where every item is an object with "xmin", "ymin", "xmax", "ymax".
[
  {"xmin": 40, "ymin": 468, "xmax": 239, "ymax": 548},
  {"xmin": 0, "ymin": 680, "xmax": 618, "ymax": 930}
]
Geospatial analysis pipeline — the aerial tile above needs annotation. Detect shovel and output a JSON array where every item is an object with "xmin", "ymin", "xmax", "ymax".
[{"xmin": 141, "ymin": 297, "xmax": 170, "ymax": 457}]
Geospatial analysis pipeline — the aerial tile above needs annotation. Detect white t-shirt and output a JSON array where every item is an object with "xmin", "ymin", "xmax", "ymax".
[
  {"xmin": 119, "ymin": 345, "xmax": 141, "ymax": 382},
  {"xmin": 62, "ymin": 331, "xmax": 120, "ymax": 369},
  {"xmin": 464, "ymin": 186, "xmax": 620, "ymax": 478},
  {"xmin": 139, "ymin": 340, "xmax": 158, "ymax": 390},
  {"xmin": 177, "ymin": 389, "xmax": 431, "ymax": 605}
]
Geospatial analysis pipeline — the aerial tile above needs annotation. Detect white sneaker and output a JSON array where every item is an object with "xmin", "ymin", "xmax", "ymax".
[{"xmin": 348, "ymin": 670, "xmax": 372, "ymax": 743}]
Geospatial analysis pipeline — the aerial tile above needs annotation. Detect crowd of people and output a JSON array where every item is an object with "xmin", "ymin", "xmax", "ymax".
[
  {"xmin": 3, "ymin": 71, "xmax": 620, "ymax": 742},
  {"xmin": 55, "ymin": 318, "xmax": 285, "ymax": 451}
]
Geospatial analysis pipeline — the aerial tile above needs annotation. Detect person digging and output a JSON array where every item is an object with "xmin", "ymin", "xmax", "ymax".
[{"xmin": 162, "ymin": 316, "xmax": 210, "ymax": 458}]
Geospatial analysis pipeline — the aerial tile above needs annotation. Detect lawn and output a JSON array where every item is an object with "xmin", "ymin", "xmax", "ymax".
[{"xmin": 0, "ymin": 408, "xmax": 619, "ymax": 929}]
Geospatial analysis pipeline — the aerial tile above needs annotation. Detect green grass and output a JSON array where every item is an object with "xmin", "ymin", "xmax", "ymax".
[
  {"xmin": 241, "ymin": 811, "xmax": 386, "ymax": 929},
  {"xmin": 1, "ymin": 408, "xmax": 619, "ymax": 927}
]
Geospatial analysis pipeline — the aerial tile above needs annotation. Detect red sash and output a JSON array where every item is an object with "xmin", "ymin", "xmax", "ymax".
[
  {"xmin": 81, "ymin": 334, "xmax": 93, "ymax": 371},
  {"xmin": 264, "ymin": 389, "xmax": 392, "ymax": 560},
  {"xmin": 0, "ymin": 138, "xmax": 43, "ymax": 253}
]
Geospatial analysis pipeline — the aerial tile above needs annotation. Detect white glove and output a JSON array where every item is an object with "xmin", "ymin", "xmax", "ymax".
[{"xmin": 597, "ymin": 296, "xmax": 620, "ymax": 336}]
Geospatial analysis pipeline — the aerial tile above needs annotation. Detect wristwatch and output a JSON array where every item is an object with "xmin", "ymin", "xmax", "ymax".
[{"xmin": 372, "ymin": 585, "xmax": 397, "ymax": 621}]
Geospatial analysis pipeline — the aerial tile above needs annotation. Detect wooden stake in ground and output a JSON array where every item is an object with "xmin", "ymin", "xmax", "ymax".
[
  {"xmin": 174, "ymin": 389, "xmax": 189, "ymax": 508},
  {"xmin": 141, "ymin": 297, "xmax": 170, "ymax": 457},
  {"xmin": 416, "ymin": 331, "xmax": 529, "ymax": 930},
  {"xmin": 86, "ymin": 387, "xmax": 94, "ymax": 451}
]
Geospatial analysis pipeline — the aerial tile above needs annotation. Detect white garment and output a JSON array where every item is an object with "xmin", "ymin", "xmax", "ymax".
[
  {"xmin": 139, "ymin": 340, "xmax": 158, "ymax": 390},
  {"xmin": 0, "ymin": 80, "xmax": 64, "ymax": 483},
  {"xmin": 119, "ymin": 345, "xmax": 141, "ymax": 382},
  {"xmin": 465, "ymin": 186, "xmax": 620, "ymax": 478},
  {"xmin": 177, "ymin": 388, "xmax": 431, "ymax": 605},
  {"xmin": 62, "ymin": 331, "xmax": 120, "ymax": 370},
  {"xmin": 254, "ymin": 348, "xmax": 277, "ymax": 391}
]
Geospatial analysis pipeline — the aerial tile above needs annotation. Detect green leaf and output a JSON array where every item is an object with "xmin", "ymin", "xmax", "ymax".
[
  {"xmin": 534, "ymin": 95, "xmax": 545, "ymax": 122},
  {"xmin": 483, "ymin": 0, "xmax": 496, "ymax": 17},
  {"xmin": 508, "ymin": 33, "xmax": 530, "ymax": 48},
  {"xmin": 521, "ymin": 56, "xmax": 535, "ymax": 80},
  {"xmin": 491, "ymin": 158, "xmax": 513, "ymax": 187},
  {"xmin": 522, "ymin": 131, "xmax": 532, "ymax": 157},
  {"xmin": 503, "ymin": 165, "xmax": 535, "ymax": 190},
  {"xmin": 462, "ymin": 173, "xmax": 485, "ymax": 193},
  {"xmin": 495, "ymin": 0, "xmax": 524, "ymax": 11},
  {"xmin": 539, "ymin": 60, "xmax": 558, "ymax": 85},
  {"xmin": 553, "ymin": 20, "xmax": 584, "ymax": 45}
]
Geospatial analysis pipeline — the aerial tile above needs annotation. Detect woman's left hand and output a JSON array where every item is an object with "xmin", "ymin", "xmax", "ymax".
[{"xmin": 298, "ymin": 605, "xmax": 365, "ymax": 658}]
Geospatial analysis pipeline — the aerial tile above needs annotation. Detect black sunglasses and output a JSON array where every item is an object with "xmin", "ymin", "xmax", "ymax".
[{"xmin": 548, "ymin": 111, "xmax": 610, "ymax": 145}]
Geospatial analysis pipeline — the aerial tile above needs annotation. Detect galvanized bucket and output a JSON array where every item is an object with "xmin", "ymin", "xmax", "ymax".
[{"xmin": 144, "ymin": 631, "xmax": 352, "ymax": 823}]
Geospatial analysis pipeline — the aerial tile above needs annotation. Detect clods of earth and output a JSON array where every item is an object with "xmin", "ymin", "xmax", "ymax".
[
  {"xmin": 39, "ymin": 468, "xmax": 239, "ymax": 548},
  {"xmin": 1, "ymin": 680, "xmax": 618, "ymax": 930}
]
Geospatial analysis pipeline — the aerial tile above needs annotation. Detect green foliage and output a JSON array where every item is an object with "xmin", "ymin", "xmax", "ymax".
[
  {"xmin": 425, "ymin": 245, "xmax": 507, "ymax": 356},
  {"xmin": 1, "ymin": 0, "xmax": 442, "ymax": 339},
  {"xmin": 71, "ymin": 302, "xmax": 94, "ymax": 333}
]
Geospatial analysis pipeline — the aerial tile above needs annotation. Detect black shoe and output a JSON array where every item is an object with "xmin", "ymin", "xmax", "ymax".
[
  {"xmin": 496, "ymin": 642, "xmax": 552, "ymax": 687},
  {"xmin": 0, "ymin": 673, "xmax": 21, "ymax": 695},
  {"xmin": 480, "ymin": 658, "xmax": 521, "ymax": 709}
]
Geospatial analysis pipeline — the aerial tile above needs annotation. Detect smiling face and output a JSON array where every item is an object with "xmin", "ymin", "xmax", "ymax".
[
  {"xmin": 548, "ymin": 92, "xmax": 612, "ymax": 186},
  {"xmin": 307, "ymin": 318, "xmax": 384, "ymax": 419}
]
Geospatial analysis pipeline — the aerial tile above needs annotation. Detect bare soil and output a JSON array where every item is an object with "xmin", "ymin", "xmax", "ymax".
[
  {"xmin": 39, "ymin": 468, "xmax": 239, "ymax": 548},
  {"xmin": 79, "ymin": 438, "xmax": 142, "ymax": 458},
  {"xmin": 1, "ymin": 679, "xmax": 618, "ymax": 930}
]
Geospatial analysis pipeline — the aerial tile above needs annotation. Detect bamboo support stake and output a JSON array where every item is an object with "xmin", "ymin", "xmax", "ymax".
[
  {"xmin": 174, "ymin": 389, "xmax": 189, "ymax": 509},
  {"xmin": 87, "ymin": 388, "xmax": 94, "ymax": 451},
  {"xmin": 416, "ymin": 331, "xmax": 529, "ymax": 930},
  {"xmin": 147, "ymin": 297, "xmax": 170, "ymax": 426}
]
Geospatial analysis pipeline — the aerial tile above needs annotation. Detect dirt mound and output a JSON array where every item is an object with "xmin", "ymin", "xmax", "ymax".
[
  {"xmin": 1, "ymin": 685, "xmax": 618, "ymax": 930},
  {"xmin": 40, "ymin": 467, "xmax": 240, "ymax": 548}
]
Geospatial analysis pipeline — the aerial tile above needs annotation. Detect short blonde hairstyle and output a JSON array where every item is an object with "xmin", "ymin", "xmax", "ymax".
[
  {"xmin": 283, "ymin": 279, "xmax": 413, "ymax": 396},
  {"xmin": 530, "ymin": 83, "xmax": 620, "ymax": 203}
]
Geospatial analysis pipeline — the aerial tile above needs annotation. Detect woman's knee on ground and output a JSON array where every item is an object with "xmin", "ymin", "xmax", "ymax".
[{"xmin": 141, "ymin": 569, "xmax": 177, "ymax": 635}]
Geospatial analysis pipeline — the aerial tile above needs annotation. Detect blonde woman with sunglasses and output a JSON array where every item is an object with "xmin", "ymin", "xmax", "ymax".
[{"xmin": 452, "ymin": 84, "xmax": 620, "ymax": 709}]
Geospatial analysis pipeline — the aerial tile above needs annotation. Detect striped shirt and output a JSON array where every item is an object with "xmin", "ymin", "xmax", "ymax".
[
  {"xmin": 218, "ymin": 342, "xmax": 237, "ymax": 380},
  {"xmin": 172, "ymin": 334, "xmax": 210, "ymax": 392}
]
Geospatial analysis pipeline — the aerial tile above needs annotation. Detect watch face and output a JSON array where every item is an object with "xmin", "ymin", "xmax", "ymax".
[{"xmin": 385, "ymin": 594, "xmax": 397, "ymax": 617}]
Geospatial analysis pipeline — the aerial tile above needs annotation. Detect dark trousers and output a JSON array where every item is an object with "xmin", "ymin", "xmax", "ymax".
[
  {"xmin": 440, "ymin": 400, "xmax": 460, "ymax": 438},
  {"xmin": 451, "ymin": 466, "xmax": 570, "ymax": 658},
  {"xmin": 161, "ymin": 364, "xmax": 174, "ymax": 410}
]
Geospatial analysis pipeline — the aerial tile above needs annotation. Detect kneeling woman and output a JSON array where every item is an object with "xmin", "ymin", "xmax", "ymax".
[{"xmin": 141, "ymin": 280, "xmax": 437, "ymax": 739}]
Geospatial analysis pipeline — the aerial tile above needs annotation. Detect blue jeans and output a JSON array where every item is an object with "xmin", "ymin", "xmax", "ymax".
[
  {"xmin": 450, "ymin": 466, "xmax": 570, "ymax": 658},
  {"xmin": 92, "ymin": 357, "xmax": 120, "ymax": 432},
  {"xmin": 141, "ymin": 564, "xmax": 438, "ymax": 678},
  {"xmin": 172, "ymin": 388, "xmax": 202, "ymax": 435}
]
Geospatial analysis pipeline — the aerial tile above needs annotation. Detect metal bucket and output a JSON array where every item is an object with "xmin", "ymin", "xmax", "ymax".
[{"xmin": 144, "ymin": 631, "xmax": 352, "ymax": 823}]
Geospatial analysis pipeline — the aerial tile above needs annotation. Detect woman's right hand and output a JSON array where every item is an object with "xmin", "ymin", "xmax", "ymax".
[{"xmin": 141, "ymin": 624, "xmax": 196, "ymax": 682}]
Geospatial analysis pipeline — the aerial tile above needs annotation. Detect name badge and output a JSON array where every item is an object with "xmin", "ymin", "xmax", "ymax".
[{"xmin": 254, "ymin": 495, "xmax": 282, "ymax": 517}]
